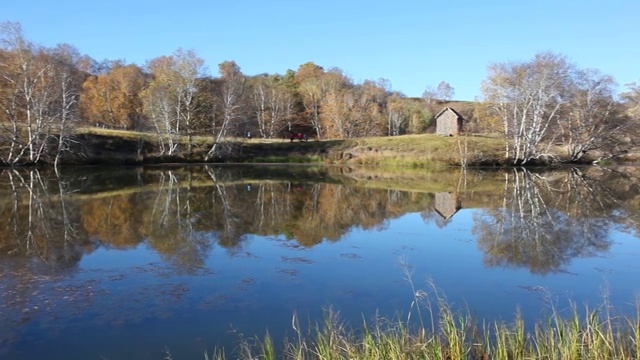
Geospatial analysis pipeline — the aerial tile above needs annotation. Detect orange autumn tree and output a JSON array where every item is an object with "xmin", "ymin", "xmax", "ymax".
[
  {"xmin": 80, "ymin": 63, "xmax": 148, "ymax": 129},
  {"xmin": 294, "ymin": 62, "xmax": 327, "ymax": 138}
]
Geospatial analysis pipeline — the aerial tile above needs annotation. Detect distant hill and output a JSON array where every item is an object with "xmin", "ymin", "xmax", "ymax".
[
  {"xmin": 434, "ymin": 100, "xmax": 477, "ymax": 119},
  {"xmin": 407, "ymin": 98, "xmax": 477, "ymax": 117}
]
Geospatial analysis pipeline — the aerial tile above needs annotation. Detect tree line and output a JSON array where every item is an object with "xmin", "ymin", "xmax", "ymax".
[
  {"xmin": 1, "ymin": 21, "xmax": 639, "ymax": 165},
  {"xmin": 0, "ymin": 22, "xmax": 435, "ymax": 165}
]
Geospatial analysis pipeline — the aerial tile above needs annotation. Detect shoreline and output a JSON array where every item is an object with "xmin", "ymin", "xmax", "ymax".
[{"xmin": 3, "ymin": 132, "xmax": 634, "ymax": 169}]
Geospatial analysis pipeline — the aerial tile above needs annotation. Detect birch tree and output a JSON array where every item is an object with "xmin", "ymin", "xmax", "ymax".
[
  {"xmin": 321, "ymin": 88, "xmax": 351, "ymax": 138},
  {"xmin": 422, "ymin": 85, "xmax": 438, "ymax": 108},
  {"xmin": 386, "ymin": 93, "xmax": 407, "ymax": 136},
  {"xmin": 206, "ymin": 60, "xmax": 246, "ymax": 159},
  {"xmin": 251, "ymin": 75, "xmax": 294, "ymax": 138},
  {"xmin": 621, "ymin": 81, "xmax": 640, "ymax": 145},
  {"xmin": 621, "ymin": 81, "xmax": 640, "ymax": 119},
  {"xmin": 0, "ymin": 22, "xmax": 52, "ymax": 164},
  {"xmin": 560, "ymin": 69, "xmax": 624, "ymax": 161},
  {"xmin": 143, "ymin": 56, "xmax": 178, "ymax": 154},
  {"xmin": 295, "ymin": 62, "xmax": 327, "ymax": 139},
  {"xmin": 173, "ymin": 49, "xmax": 207, "ymax": 154},
  {"xmin": 356, "ymin": 80, "xmax": 387, "ymax": 137},
  {"xmin": 0, "ymin": 22, "xmax": 85, "ymax": 165},
  {"xmin": 436, "ymin": 81, "xmax": 455, "ymax": 101},
  {"xmin": 48, "ymin": 44, "xmax": 85, "ymax": 167},
  {"xmin": 142, "ymin": 49, "xmax": 206, "ymax": 155},
  {"xmin": 481, "ymin": 52, "xmax": 573, "ymax": 164}
]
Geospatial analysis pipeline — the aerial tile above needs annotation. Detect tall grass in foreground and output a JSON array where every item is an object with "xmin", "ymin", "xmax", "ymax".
[{"xmin": 204, "ymin": 293, "xmax": 640, "ymax": 359}]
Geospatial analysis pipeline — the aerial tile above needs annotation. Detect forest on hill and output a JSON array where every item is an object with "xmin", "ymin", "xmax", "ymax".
[{"xmin": 1, "ymin": 21, "xmax": 639, "ymax": 166}]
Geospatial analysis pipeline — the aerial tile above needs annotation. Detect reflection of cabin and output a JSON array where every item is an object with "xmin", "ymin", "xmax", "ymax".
[
  {"xmin": 434, "ymin": 192, "xmax": 461, "ymax": 220},
  {"xmin": 435, "ymin": 107, "xmax": 465, "ymax": 136}
]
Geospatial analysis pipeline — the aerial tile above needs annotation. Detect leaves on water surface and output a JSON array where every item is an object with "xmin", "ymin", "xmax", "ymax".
[{"xmin": 280, "ymin": 256, "xmax": 314, "ymax": 264}]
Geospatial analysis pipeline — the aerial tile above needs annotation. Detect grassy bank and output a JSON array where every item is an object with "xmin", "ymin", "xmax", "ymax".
[
  {"xmin": 5, "ymin": 126, "xmax": 638, "ymax": 167},
  {"xmin": 203, "ymin": 295, "xmax": 640, "ymax": 360},
  {"xmin": 224, "ymin": 134, "xmax": 507, "ymax": 167},
  {"xmin": 66, "ymin": 128, "xmax": 509, "ymax": 167}
]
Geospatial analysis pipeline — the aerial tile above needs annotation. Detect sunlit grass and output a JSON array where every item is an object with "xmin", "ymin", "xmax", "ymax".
[
  {"xmin": 250, "ymin": 155, "xmax": 325, "ymax": 163},
  {"xmin": 71, "ymin": 127, "xmax": 509, "ymax": 166},
  {"xmin": 336, "ymin": 134, "xmax": 506, "ymax": 167},
  {"xmin": 203, "ymin": 289, "xmax": 640, "ymax": 360},
  {"xmin": 75, "ymin": 126, "xmax": 215, "ymax": 144}
]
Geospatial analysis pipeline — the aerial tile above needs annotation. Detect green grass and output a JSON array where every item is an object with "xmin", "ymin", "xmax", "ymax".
[
  {"xmin": 203, "ymin": 287, "xmax": 640, "ymax": 360},
  {"xmin": 250, "ymin": 155, "xmax": 325, "ymax": 164},
  {"xmin": 14, "ymin": 124, "xmax": 633, "ymax": 166},
  {"xmin": 70, "ymin": 127, "xmax": 510, "ymax": 166},
  {"xmin": 322, "ymin": 134, "xmax": 507, "ymax": 167},
  {"xmin": 240, "ymin": 134, "xmax": 508, "ymax": 167},
  {"xmin": 75, "ymin": 126, "xmax": 215, "ymax": 145}
]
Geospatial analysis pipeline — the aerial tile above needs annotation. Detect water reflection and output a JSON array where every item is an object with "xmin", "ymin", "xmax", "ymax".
[
  {"xmin": 1, "ymin": 166, "xmax": 639, "ymax": 273},
  {"xmin": 1, "ymin": 165, "xmax": 640, "ymax": 357},
  {"xmin": 433, "ymin": 191, "xmax": 461, "ymax": 228},
  {"xmin": 0, "ymin": 169, "xmax": 88, "ymax": 268},
  {"xmin": 474, "ymin": 168, "xmax": 638, "ymax": 274}
]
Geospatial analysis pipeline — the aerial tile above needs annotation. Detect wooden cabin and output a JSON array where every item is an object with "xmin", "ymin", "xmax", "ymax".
[{"xmin": 435, "ymin": 107, "xmax": 465, "ymax": 136}]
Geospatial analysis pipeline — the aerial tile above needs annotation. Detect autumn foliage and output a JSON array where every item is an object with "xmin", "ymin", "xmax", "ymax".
[{"xmin": 1, "ymin": 21, "xmax": 638, "ymax": 166}]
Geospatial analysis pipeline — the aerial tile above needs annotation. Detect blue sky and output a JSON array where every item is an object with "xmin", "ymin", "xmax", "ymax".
[{"xmin": 3, "ymin": 0, "xmax": 639, "ymax": 100}]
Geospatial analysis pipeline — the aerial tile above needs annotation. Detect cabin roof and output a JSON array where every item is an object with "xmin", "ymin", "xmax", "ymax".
[{"xmin": 434, "ymin": 107, "xmax": 465, "ymax": 120}]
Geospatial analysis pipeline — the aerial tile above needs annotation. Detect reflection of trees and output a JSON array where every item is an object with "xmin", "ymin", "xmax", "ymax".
[
  {"xmin": 576, "ymin": 167, "xmax": 640, "ymax": 236},
  {"xmin": 210, "ymin": 168, "xmax": 248, "ymax": 247},
  {"xmin": 142, "ymin": 170, "xmax": 212, "ymax": 271},
  {"xmin": 3, "ymin": 166, "xmax": 639, "ymax": 274},
  {"xmin": 0, "ymin": 169, "xmax": 88, "ymax": 268},
  {"xmin": 81, "ymin": 194, "xmax": 142, "ymax": 248},
  {"xmin": 473, "ymin": 168, "xmax": 615, "ymax": 274},
  {"xmin": 197, "ymin": 167, "xmax": 434, "ymax": 248},
  {"xmin": 244, "ymin": 183, "xmax": 425, "ymax": 246}
]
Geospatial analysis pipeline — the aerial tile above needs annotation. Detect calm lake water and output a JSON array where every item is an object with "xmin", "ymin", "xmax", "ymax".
[{"xmin": 1, "ymin": 165, "xmax": 639, "ymax": 359}]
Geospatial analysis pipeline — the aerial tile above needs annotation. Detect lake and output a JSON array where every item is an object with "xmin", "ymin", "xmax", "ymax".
[{"xmin": 1, "ymin": 165, "xmax": 639, "ymax": 359}]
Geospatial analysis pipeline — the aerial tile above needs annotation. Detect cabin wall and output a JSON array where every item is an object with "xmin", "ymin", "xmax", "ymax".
[{"xmin": 435, "ymin": 110, "xmax": 462, "ymax": 136}]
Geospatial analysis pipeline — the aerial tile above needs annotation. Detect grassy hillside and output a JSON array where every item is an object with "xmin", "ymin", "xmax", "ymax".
[{"xmin": 66, "ymin": 127, "xmax": 511, "ymax": 167}]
